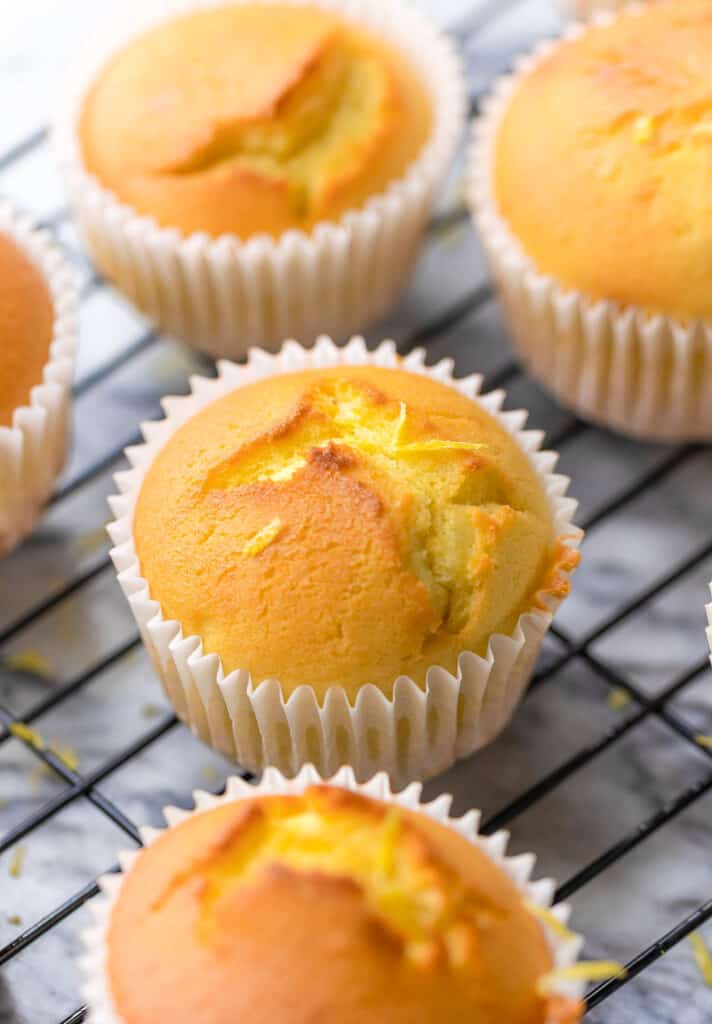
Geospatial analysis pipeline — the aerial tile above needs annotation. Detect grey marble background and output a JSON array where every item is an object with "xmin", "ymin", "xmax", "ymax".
[{"xmin": 1, "ymin": 1, "xmax": 712, "ymax": 1022}]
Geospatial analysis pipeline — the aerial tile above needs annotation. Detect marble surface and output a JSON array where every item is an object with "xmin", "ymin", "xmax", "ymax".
[{"xmin": 1, "ymin": 1, "xmax": 712, "ymax": 1021}]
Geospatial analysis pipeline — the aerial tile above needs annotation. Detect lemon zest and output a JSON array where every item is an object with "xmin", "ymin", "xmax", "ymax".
[
  {"xmin": 394, "ymin": 440, "xmax": 487, "ymax": 456},
  {"xmin": 6, "ymin": 914, "xmax": 21, "ymax": 926},
  {"xmin": 524, "ymin": 900, "xmax": 577, "ymax": 942},
  {"xmin": 241, "ymin": 517, "xmax": 283, "ymax": 558},
  {"xmin": 689, "ymin": 932, "xmax": 712, "ymax": 987},
  {"xmin": 607, "ymin": 688, "xmax": 631, "ymax": 712},
  {"xmin": 536, "ymin": 961, "xmax": 626, "ymax": 997},
  {"xmin": 391, "ymin": 401, "xmax": 408, "ymax": 448},
  {"xmin": 8, "ymin": 845, "xmax": 26, "ymax": 879},
  {"xmin": 3, "ymin": 650, "xmax": 53, "ymax": 678},
  {"xmin": 8, "ymin": 723, "xmax": 45, "ymax": 751},
  {"xmin": 76, "ymin": 524, "xmax": 109, "ymax": 556},
  {"xmin": 50, "ymin": 743, "xmax": 79, "ymax": 772},
  {"xmin": 695, "ymin": 734, "xmax": 712, "ymax": 749},
  {"xmin": 376, "ymin": 807, "xmax": 402, "ymax": 876},
  {"xmin": 633, "ymin": 115, "xmax": 655, "ymax": 144}
]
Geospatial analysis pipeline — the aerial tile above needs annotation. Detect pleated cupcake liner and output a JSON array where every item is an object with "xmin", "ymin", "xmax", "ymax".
[
  {"xmin": 53, "ymin": 0, "xmax": 466, "ymax": 359},
  {"xmin": 0, "ymin": 201, "xmax": 79, "ymax": 556},
  {"xmin": 79, "ymin": 763, "xmax": 585, "ymax": 1024},
  {"xmin": 468, "ymin": 7, "xmax": 712, "ymax": 442},
  {"xmin": 107, "ymin": 335, "xmax": 581, "ymax": 787}
]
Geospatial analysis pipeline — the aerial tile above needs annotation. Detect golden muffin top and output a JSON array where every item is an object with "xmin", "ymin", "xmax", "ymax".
[
  {"xmin": 80, "ymin": 4, "xmax": 431, "ymax": 240},
  {"xmin": 107, "ymin": 785, "xmax": 581, "ymax": 1024},
  {"xmin": 134, "ymin": 366, "xmax": 575, "ymax": 699},
  {"xmin": 494, "ymin": 0, "xmax": 712, "ymax": 321},
  {"xmin": 0, "ymin": 232, "xmax": 54, "ymax": 429}
]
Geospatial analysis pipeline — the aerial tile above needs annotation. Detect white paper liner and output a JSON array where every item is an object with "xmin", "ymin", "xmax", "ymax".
[
  {"xmin": 468, "ymin": 5, "xmax": 712, "ymax": 442},
  {"xmin": 53, "ymin": 0, "xmax": 465, "ymax": 360},
  {"xmin": 0, "ymin": 202, "xmax": 79, "ymax": 556},
  {"xmin": 80, "ymin": 764, "xmax": 586, "ymax": 1024},
  {"xmin": 107, "ymin": 336, "xmax": 581, "ymax": 787}
]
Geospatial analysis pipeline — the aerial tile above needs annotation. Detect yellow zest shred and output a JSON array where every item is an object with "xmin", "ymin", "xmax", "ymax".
[
  {"xmin": 689, "ymin": 932, "xmax": 712, "ymax": 987},
  {"xmin": 695, "ymin": 734, "xmax": 712, "ymax": 749},
  {"xmin": 8, "ymin": 845, "xmax": 26, "ymax": 879},
  {"xmin": 6, "ymin": 914, "xmax": 21, "ymax": 926},
  {"xmin": 524, "ymin": 900, "xmax": 577, "ymax": 942},
  {"xmin": 394, "ymin": 440, "xmax": 487, "ymax": 456},
  {"xmin": 536, "ymin": 961, "xmax": 626, "ymax": 997},
  {"xmin": 392, "ymin": 401, "xmax": 408, "ymax": 447},
  {"xmin": 49, "ymin": 743, "xmax": 79, "ymax": 772},
  {"xmin": 607, "ymin": 688, "xmax": 631, "ymax": 712},
  {"xmin": 76, "ymin": 524, "xmax": 110, "ymax": 556},
  {"xmin": 241, "ymin": 517, "xmax": 283, "ymax": 558},
  {"xmin": 376, "ymin": 808, "xmax": 402, "ymax": 876},
  {"xmin": 8, "ymin": 723, "xmax": 45, "ymax": 751},
  {"xmin": 633, "ymin": 115, "xmax": 655, "ymax": 144},
  {"xmin": 142, "ymin": 703, "xmax": 163, "ymax": 719},
  {"xmin": 3, "ymin": 650, "xmax": 53, "ymax": 678}
]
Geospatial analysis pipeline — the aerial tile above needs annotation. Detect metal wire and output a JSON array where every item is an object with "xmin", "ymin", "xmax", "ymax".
[{"xmin": 1, "ymin": 2, "xmax": 711, "ymax": 1021}]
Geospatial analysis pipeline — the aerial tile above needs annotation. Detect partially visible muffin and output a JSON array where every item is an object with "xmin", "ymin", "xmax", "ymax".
[
  {"xmin": 80, "ymin": 4, "xmax": 432, "ymax": 239},
  {"xmin": 495, "ymin": 0, "xmax": 712, "ymax": 323},
  {"xmin": 0, "ymin": 231, "xmax": 54, "ymax": 428},
  {"xmin": 104, "ymin": 784, "xmax": 582, "ymax": 1024},
  {"xmin": 133, "ymin": 365, "xmax": 575, "ymax": 700}
]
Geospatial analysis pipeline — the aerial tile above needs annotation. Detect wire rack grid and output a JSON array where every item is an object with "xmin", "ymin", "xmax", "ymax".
[{"xmin": 1, "ymin": 1, "xmax": 712, "ymax": 1022}]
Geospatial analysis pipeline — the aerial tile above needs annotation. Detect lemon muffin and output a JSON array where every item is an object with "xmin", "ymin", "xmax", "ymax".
[
  {"xmin": 133, "ymin": 364, "xmax": 575, "ymax": 698},
  {"xmin": 0, "ymin": 206, "xmax": 77, "ymax": 555},
  {"xmin": 57, "ymin": 0, "xmax": 464, "ymax": 355},
  {"xmin": 111, "ymin": 341, "xmax": 580, "ymax": 782},
  {"xmin": 471, "ymin": 0, "xmax": 712, "ymax": 439},
  {"xmin": 80, "ymin": 4, "xmax": 431, "ymax": 240},
  {"xmin": 0, "ymin": 231, "xmax": 54, "ymax": 429},
  {"xmin": 87, "ymin": 780, "xmax": 584, "ymax": 1024}
]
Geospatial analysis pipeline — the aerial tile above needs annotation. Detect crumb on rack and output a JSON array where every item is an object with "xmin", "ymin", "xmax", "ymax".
[
  {"xmin": 8, "ymin": 845, "xmax": 26, "ymax": 879},
  {"xmin": 2, "ymin": 650, "xmax": 53, "ymax": 679},
  {"xmin": 689, "ymin": 931, "xmax": 712, "ymax": 987},
  {"xmin": 607, "ymin": 688, "xmax": 631, "ymax": 712},
  {"xmin": 8, "ymin": 722, "xmax": 45, "ymax": 750}
]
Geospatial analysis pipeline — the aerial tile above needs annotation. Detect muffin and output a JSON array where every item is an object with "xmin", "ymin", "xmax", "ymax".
[
  {"xmin": 56, "ymin": 0, "xmax": 464, "ymax": 356},
  {"xmin": 559, "ymin": 0, "xmax": 633, "ymax": 17},
  {"xmin": 109, "ymin": 337, "xmax": 581, "ymax": 785},
  {"xmin": 0, "ymin": 203, "xmax": 78, "ymax": 555},
  {"xmin": 470, "ymin": 0, "xmax": 712, "ymax": 440},
  {"xmin": 81, "ymin": 767, "xmax": 586, "ymax": 1024}
]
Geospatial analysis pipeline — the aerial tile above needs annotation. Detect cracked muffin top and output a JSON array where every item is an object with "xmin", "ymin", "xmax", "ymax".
[
  {"xmin": 79, "ymin": 4, "xmax": 431, "ymax": 239},
  {"xmin": 106, "ymin": 784, "xmax": 582, "ymax": 1024},
  {"xmin": 494, "ymin": 0, "xmax": 712, "ymax": 322},
  {"xmin": 133, "ymin": 365, "xmax": 576, "ymax": 698},
  {"xmin": 0, "ymin": 231, "xmax": 54, "ymax": 429}
]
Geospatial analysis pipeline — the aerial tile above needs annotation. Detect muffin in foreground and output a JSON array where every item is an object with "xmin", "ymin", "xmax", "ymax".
[
  {"xmin": 109, "ymin": 337, "xmax": 580, "ymax": 785},
  {"xmin": 81, "ymin": 768, "xmax": 585, "ymax": 1024},
  {"xmin": 470, "ymin": 0, "xmax": 712, "ymax": 440},
  {"xmin": 56, "ymin": 0, "xmax": 464, "ymax": 356},
  {"xmin": 0, "ymin": 203, "xmax": 77, "ymax": 555}
]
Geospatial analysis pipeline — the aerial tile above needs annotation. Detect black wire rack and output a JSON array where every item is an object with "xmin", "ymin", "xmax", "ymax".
[{"xmin": 1, "ymin": 1, "xmax": 712, "ymax": 1021}]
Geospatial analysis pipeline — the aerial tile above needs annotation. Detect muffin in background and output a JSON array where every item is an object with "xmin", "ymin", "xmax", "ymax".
[
  {"xmin": 470, "ymin": 0, "xmax": 712, "ymax": 440},
  {"xmin": 81, "ymin": 768, "xmax": 586, "ymax": 1024},
  {"xmin": 0, "ymin": 204, "xmax": 77, "ymax": 555},
  {"xmin": 56, "ymin": 0, "xmax": 464, "ymax": 357},
  {"xmin": 80, "ymin": 5, "xmax": 432, "ymax": 240},
  {"xmin": 559, "ymin": 0, "xmax": 634, "ymax": 18},
  {"xmin": 109, "ymin": 337, "xmax": 580, "ymax": 785}
]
